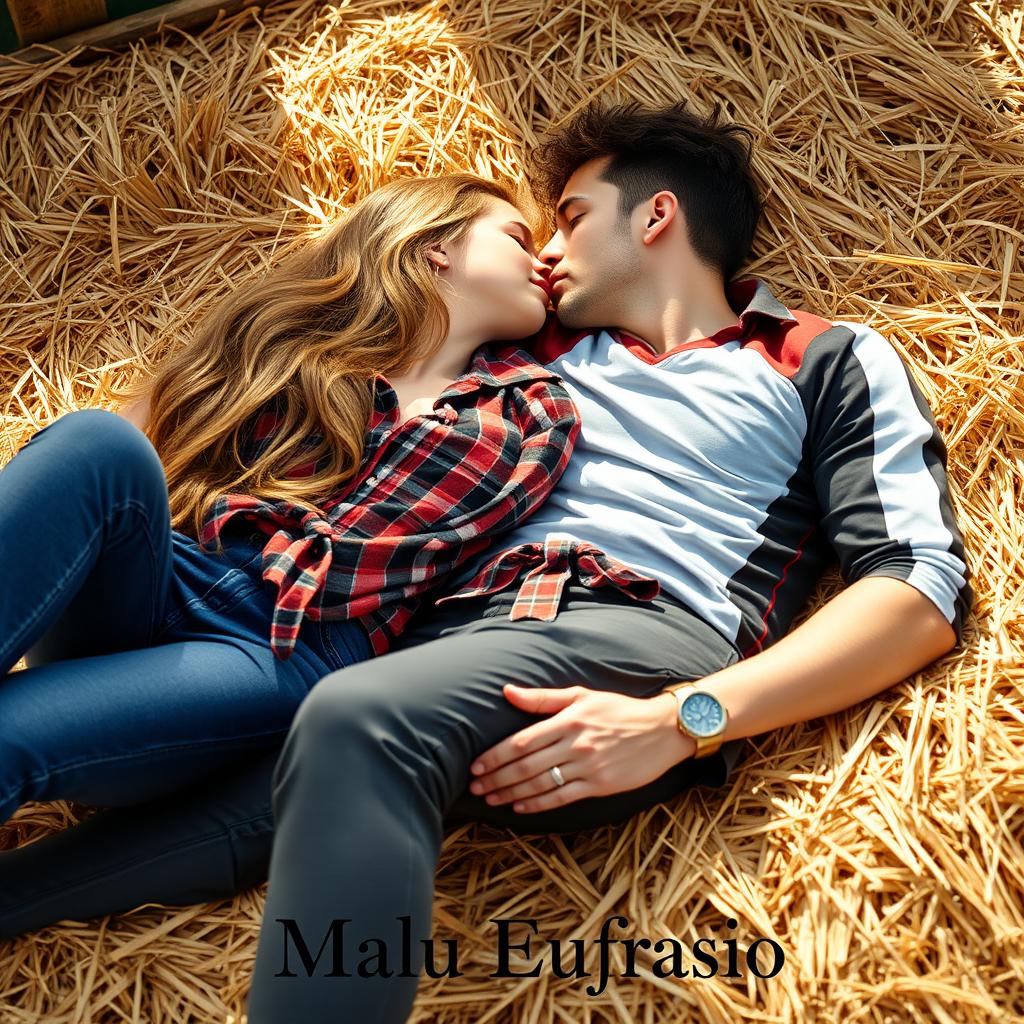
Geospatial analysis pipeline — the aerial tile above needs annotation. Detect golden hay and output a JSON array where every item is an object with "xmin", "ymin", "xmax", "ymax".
[{"xmin": 1, "ymin": 0, "xmax": 1022, "ymax": 1020}]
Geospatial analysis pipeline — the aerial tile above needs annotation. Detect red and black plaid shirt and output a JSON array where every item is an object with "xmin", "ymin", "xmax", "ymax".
[
  {"xmin": 431, "ymin": 313, "xmax": 665, "ymax": 621},
  {"xmin": 198, "ymin": 344, "xmax": 580, "ymax": 660}
]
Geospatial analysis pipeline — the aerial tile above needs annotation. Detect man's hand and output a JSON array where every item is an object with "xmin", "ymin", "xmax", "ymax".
[
  {"xmin": 465, "ymin": 579, "xmax": 959, "ymax": 814},
  {"xmin": 466, "ymin": 684, "xmax": 696, "ymax": 813}
]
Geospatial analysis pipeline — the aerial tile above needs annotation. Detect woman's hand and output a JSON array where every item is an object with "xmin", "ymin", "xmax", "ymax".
[{"xmin": 467, "ymin": 684, "xmax": 696, "ymax": 813}]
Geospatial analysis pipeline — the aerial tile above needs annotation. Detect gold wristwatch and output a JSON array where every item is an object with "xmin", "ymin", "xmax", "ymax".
[{"xmin": 663, "ymin": 682, "xmax": 729, "ymax": 758}]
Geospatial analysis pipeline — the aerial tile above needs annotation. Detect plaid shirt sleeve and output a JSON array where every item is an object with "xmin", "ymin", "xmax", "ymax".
[
  {"xmin": 445, "ymin": 376, "xmax": 581, "ymax": 537},
  {"xmin": 198, "ymin": 362, "xmax": 581, "ymax": 660}
]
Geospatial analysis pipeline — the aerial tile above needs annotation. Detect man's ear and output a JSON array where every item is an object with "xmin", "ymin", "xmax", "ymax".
[{"xmin": 641, "ymin": 191, "xmax": 679, "ymax": 244}]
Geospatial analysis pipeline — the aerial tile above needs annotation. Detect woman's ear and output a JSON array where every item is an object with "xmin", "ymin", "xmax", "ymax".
[{"xmin": 425, "ymin": 246, "xmax": 450, "ymax": 271}]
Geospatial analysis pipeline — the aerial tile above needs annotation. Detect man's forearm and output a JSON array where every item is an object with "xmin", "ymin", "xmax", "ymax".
[{"xmin": 656, "ymin": 575, "xmax": 959, "ymax": 760}]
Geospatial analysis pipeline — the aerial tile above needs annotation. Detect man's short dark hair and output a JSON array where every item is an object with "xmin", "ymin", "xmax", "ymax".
[{"xmin": 530, "ymin": 100, "xmax": 763, "ymax": 281}]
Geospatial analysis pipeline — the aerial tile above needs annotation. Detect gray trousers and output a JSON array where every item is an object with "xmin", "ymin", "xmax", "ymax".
[
  {"xmin": 245, "ymin": 577, "xmax": 744, "ymax": 1022},
  {"xmin": 0, "ymin": 573, "xmax": 744, "ymax": 1022}
]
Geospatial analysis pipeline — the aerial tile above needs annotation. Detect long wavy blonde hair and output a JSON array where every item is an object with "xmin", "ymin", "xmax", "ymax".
[{"xmin": 113, "ymin": 173, "xmax": 530, "ymax": 551}]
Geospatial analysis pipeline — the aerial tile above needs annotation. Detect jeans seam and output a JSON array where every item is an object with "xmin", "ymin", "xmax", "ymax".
[
  {"xmin": 0, "ymin": 498, "xmax": 163, "ymax": 668},
  {"xmin": 319, "ymin": 620, "xmax": 371, "ymax": 672},
  {"xmin": 154, "ymin": 576, "xmax": 264, "ymax": 641},
  {"xmin": 0, "ymin": 811, "xmax": 275, "ymax": 917},
  {"xmin": 4, "ymin": 728, "xmax": 292, "ymax": 807},
  {"xmin": 318, "ymin": 621, "xmax": 343, "ymax": 670}
]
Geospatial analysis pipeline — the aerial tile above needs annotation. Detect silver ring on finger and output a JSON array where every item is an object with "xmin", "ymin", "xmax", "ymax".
[{"xmin": 549, "ymin": 764, "xmax": 566, "ymax": 787}]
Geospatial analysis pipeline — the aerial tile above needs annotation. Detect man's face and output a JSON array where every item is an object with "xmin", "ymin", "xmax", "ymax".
[{"xmin": 537, "ymin": 155, "xmax": 642, "ymax": 329}]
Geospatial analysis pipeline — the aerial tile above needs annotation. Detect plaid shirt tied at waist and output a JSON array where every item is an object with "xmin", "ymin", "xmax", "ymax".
[
  {"xmin": 434, "ymin": 537, "xmax": 662, "ymax": 620},
  {"xmin": 197, "ymin": 345, "xmax": 581, "ymax": 660}
]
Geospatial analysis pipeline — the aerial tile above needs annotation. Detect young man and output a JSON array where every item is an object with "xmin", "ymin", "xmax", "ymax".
[{"xmin": 243, "ymin": 100, "xmax": 973, "ymax": 1021}]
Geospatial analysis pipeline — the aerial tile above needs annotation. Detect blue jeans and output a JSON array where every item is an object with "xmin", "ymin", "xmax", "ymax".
[{"xmin": 0, "ymin": 408, "xmax": 371, "ymax": 826}]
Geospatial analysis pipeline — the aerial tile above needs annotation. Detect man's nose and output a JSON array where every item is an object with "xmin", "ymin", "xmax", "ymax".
[{"xmin": 537, "ymin": 231, "xmax": 564, "ymax": 268}]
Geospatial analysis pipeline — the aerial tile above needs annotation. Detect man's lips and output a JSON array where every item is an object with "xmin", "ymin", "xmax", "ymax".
[
  {"xmin": 530, "ymin": 276, "xmax": 552, "ymax": 299},
  {"xmin": 528, "ymin": 272, "xmax": 567, "ymax": 302}
]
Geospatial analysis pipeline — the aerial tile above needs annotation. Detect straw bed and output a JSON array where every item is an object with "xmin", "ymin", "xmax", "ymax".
[{"xmin": 1, "ymin": 0, "xmax": 1022, "ymax": 1020}]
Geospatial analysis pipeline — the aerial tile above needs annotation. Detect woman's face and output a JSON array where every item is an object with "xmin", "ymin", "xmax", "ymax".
[{"xmin": 435, "ymin": 198, "xmax": 551, "ymax": 343}]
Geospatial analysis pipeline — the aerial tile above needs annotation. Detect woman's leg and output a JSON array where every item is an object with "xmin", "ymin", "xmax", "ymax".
[
  {"xmin": 0, "ymin": 746, "xmax": 279, "ymax": 940},
  {"xmin": 0, "ymin": 408, "xmax": 176, "ymax": 675},
  {"xmin": 0, "ymin": 406, "xmax": 376, "ymax": 934},
  {"xmin": 0, "ymin": 633, "xmax": 303, "ymax": 824},
  {"xmin": 0, "ymin": 581, "xmax": 374, "ymax": 822},
  {"xmin": 0, "ymin": 614, "xmax": 373, "ymax": 939}
]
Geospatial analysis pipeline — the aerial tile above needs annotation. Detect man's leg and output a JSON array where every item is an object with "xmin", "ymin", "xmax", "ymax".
[{"xmin": 246, "ymin": 580, "xmax": 742, "ymax": 1023}]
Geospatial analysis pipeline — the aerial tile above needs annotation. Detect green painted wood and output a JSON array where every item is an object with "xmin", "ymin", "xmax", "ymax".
[{"xmin": 0, "ymin": 3, "xmax": 19, "ymax": 53}]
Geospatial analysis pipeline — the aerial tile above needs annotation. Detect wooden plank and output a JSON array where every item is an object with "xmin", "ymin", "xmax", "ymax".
[
  {"xmin": 0, "ymin": 0, "xmax": 258, "ymax": 66},
  {"xmin": 7, "ymin": 0, "xmax": 107, "ymax": 46}
]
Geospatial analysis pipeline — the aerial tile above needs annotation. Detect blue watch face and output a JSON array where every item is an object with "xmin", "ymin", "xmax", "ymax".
[{"xmin": 680, "ymin": 691, "xmax": 725, "ymax": 738}]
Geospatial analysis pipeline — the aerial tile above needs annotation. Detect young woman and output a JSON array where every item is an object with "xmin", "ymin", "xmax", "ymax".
[{"xmin": 0, "ymin": 173, "xmax": 578, "ymax": 936}]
